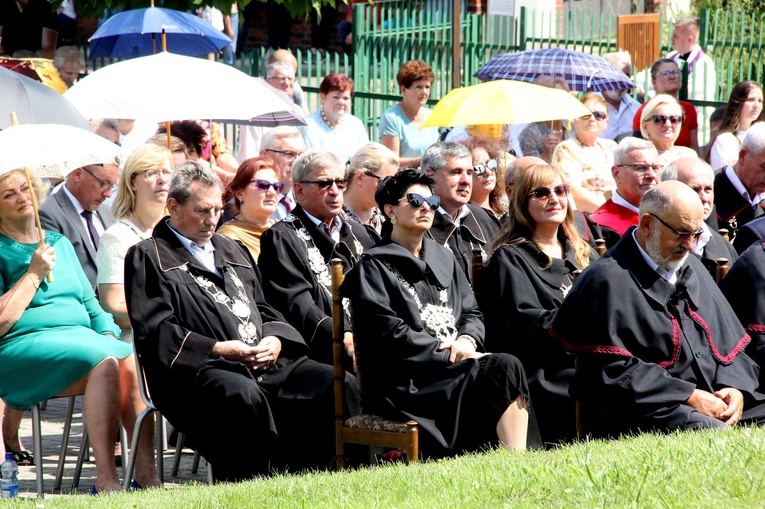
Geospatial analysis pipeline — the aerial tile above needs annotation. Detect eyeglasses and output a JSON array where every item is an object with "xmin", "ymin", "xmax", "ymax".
[
  {"xmin": 364, "ymin": 171, "xmax": 383, "ymax": 181},
  {"xmin": 81, "ymin": 166, "xmax": 118, "ymax": 193},
  {"xmin": 265, "ymin": 148, "xmax": 302, "ymax": 160},
  {"xmin": 134, "ymin": 168, "xmax": 172, "ymax": 180},
  {"xmin": 266, "ymin": 76, "xmax": 295, "ymax": 83},
  {"xmin": 528, "ymin": 184, "xmax": 570, "ymax": 200},
  {"xmin": 616, "ymin": 163, "xmax": 663, "ymax": 174},
  {"xmin": 399, "ymin": 193, "xmax": 441, "ymax": 211},
  {"xmin": 580, "ymin": 111, "xmax": 607, "ymax": 121},
  {"xmin": 250, "ymin": 179, "xmax": 286, "ymax": 193},
  {"xmin": 473, "ymin": 158, "xmax": 499, "ymax": 176},
  {"xmin": 649, "ymin": 115, "xmax": 684, "ymax": 126},
  {"xmin": 300, "ymin": 178, "xmax": 347, "ymax": 190},
  {"xmin": 649, "ymin": 213, "xmax": 704, "ymax": 243},
  {"xmin": 657, "ymin": 70, "xmax": 681, "ymax": 79}
]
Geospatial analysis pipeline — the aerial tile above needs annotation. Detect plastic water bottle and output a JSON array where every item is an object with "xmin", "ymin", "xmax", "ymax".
[{"xmin": 0, "ymin": 452, "xmax": 19, "ymax": 499}]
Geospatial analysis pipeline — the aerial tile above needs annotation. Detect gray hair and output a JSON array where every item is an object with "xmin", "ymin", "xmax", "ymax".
[
  {"xmin": 421, "ymin": 141, "xmax": 471, "ymax": 172},
  {"xmin": 614, "ymin": 137, "xmax": 657, "ymax": 165},
  {"xmin": 260, "ymin": 126, "xmax": 303, "ymax": 152},
  {"xmin": 740, "ymin": 121, "xmax": 765, "ymax": 157},
  {"xmin": 291, "ymin": 151, "xmax": 344, "ymax": 183},
  {"xmin": 266, "ymin": 61, "xmax": 294, "ymax": 78},
  {"xmin": 168, "ymin": 161, "xmax": 222, "ymax": 205},
  {"xmin": 638, "ymin": 185, "xmax": 673, "ymax": 217},
  {"xmin": 661, "ymin": 157, "xmax": 714, "ymax": 182},
  {"xmin": 505, "ymin": 158, "xmax": 520, "ymax": 188},
  {"xmin": 54, "ymin": 45, "xmax": 85, "ymax": 69},
  {"xmin": 347, "ymin": 142, "xmax": 399, "ymax": 179}
]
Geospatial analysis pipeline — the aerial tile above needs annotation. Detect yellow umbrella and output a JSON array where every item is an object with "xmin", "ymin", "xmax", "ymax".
[{"xmin": 421, "ymin": 79, "xmax": 593, "ymax": 128}]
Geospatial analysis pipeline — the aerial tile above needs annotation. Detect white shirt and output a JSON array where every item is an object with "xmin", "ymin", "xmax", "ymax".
[
  {"xmin": 62, "ymin": 184, "xmax": 106, "ymax": 241},
  {"xmin": 437, "ymin": 204, "xmax": 470, "ymax": 227},
  {"xmin": 166, "ymin": 220, "xmax": 220, "ymax": 277},
  {"xmin": 632, "ymin": 230, "xmax": 680, "ymax": 285},
  {"xmin": 271, "ymin": 188, "xmax": 296, "ymax": 221},
  {"xmin": 611, "ymin": 190, "xmax": 640, "ymax": 213},
  {"xmin": 302, "ymin": 208, "xmax": 342, "ymax": 242},
  {"xmin": 725, "ymin": 165, "xmax": 765, "ymax": 206}
]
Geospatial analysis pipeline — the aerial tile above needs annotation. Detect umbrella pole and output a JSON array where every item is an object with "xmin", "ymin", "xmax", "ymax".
[{"xmin": 166, "ymin": 121, "xmax": 172, "ymax": 150}]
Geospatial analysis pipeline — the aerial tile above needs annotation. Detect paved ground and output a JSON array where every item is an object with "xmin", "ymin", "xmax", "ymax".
[{"xmin": 14, "ymin": 397, "xmax": 209, "ymax": 499}]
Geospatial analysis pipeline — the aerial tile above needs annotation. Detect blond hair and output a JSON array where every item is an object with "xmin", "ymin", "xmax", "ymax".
[{"xmin": 112, "ymin": 144, "xmax": 172, "ymax": 220}]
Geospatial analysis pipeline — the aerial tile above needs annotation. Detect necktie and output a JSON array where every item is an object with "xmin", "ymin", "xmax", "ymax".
[
  {"xmin": 281, "ymin": 194, "xmax": 294, "ymax": 214},
  {"xmin": 81, "ymin": 210, "xmax": 100, "ymax": 251}
]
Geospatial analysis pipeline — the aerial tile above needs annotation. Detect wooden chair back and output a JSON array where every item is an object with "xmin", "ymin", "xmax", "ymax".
[
  {"xmin": 595, "ymin": 239, "xmax": 607, "ymax": 257},
  {"xmin": 716, "ymin": 257, "xmax": 729, "ymax": 285}
]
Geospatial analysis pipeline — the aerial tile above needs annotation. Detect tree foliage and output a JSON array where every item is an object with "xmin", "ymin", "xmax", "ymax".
[{"xmin": 58, "ymin": 0, "xmax": 342, "ymax": 21}]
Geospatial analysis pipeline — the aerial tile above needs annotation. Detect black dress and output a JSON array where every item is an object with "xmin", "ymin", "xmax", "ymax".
[
  {"xmin": 259, "ymin": 205, "xmax": 379, "ymax": 365},
  {"xmin": 480, "ymin": 237, "xmax": 596, "ymax": 444},
  {"xmin": 125, "ymin": 219, "xmax": 355, "ymax": 481},
  {"xmin": 341, "ymin": 237, "xmax": 540, "ymax": 457}
]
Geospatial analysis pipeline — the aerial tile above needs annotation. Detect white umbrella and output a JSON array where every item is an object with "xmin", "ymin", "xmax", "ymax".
[
  {"xmin": 64, "ymin": 51, "xmax": 305, "ymax": 125},
  {"xmin": 0, "ymin": 124, "xmax": 123, "ymax": 177}
]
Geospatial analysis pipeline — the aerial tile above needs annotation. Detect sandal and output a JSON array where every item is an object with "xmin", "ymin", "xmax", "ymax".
[{"xmin": 8, "ymin": 450, "xmax": 34, "ymax": 466}]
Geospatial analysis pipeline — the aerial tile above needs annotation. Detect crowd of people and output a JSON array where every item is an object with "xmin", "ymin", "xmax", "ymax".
[{"xmin": 5, "ymin": 14, "xmax": 765, "ymax": 494}]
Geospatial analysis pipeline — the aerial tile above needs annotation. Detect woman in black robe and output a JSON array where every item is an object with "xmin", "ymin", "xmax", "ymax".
[
  {"xmin": 341, "ymin": 168, "xmax": 538, "ymax": 457},
  {"xmin": 479, "ymin": 163, "xmax": 597, "ymax": 445}
]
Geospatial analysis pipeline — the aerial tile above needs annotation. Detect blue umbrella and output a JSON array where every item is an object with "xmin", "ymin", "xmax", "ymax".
[
  {"xmin": 475, "ymin": 48, "xmax": 634, "ymax": 92},
  {"xmin": 88, "ymin": 6, "xmax": 231, "ymax": 60}
]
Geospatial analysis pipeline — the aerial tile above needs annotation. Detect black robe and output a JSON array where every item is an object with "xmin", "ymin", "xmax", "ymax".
[
  {"xmin": 731, "ymin": 216, "xmax": 765, "ymax": 254},
  {"xmin": 479, "ymin": 237, "xmax": 596, "ymax": 444},
  {"xmin": 125, "ymin": 219, "xmax": 352, "ymax": 480},
  {"xmin": 551, "ymin": 228, "xmax": 765, "ymax": 436},
  {"xmin": 714, "ymin": 169, "xmax": 765, "ymax": 240},
  {"xmin": 258, "ymin": 205, "xmax": 378, "ymax": 365},
  {"xmin": 427, "ymin": 203, "xmax": 500, "ymax": 284},
  {"xmin": 341, "ymin": 237, "xmax": 539, "ymax": 457},
  {"xmin": 720, "ymin": 240, "xmax": 765, "ymax": 387},
  {"xmin": 696, "ymin": 226, "xmax": 738, "ymax": 278}
]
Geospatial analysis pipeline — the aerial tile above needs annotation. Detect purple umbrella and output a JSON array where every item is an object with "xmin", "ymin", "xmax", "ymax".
[{"xmin": 475, "ymin": 48, "xmax": 634, "ymax": 92}]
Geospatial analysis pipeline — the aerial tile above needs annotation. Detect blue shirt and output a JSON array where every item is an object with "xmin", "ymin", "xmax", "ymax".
[{"xmin": 378, "ymin": 104, "xmax": 440, "ymax": 158}]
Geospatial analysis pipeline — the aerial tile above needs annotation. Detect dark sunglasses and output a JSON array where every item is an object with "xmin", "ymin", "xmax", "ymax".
[
  {"xmin": 399, "ymin": 193, "xmax": 441, "ymax": 211},
  {"xmin": 649, "ymin": 213, "xmax": 704, "ymax": 243},
  {"xmin": 250, "ymin": 179, "xmax": 286, "ymax": 193},
  {"xmin": 580, "ymin": 111, "xmax": 607, "ymax": 121},
  {"xmin": 300, "ymin": 178, "xmax": 347, "ymax": 190},
  {"xmin": 473, "ymin": 158, "xmax": 499, "ymax": 176},
  {"xmin": 650, "ymin": 115, "xmax": 683, "ymax": 125},
  {"xmin": 528, "ymin": 184, "xmax": 570, "ymax": 200}
]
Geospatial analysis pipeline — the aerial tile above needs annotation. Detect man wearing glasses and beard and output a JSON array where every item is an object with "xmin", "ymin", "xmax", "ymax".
[{"xmin": 259, "ymin": 151, "xmax": 379, "ymax": 366}]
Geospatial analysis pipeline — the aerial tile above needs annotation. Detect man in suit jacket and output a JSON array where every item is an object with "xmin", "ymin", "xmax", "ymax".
[
  {"xmin": 661, "ymin": 157, "xmax": 738, "ymax": 277},
  {"xmin": 40, "ymin": 163, "xmax": 118, "ymax": 290},
  {"xmin": 714, "ymin": 122, "xmax": 765, "ymax": 241}
]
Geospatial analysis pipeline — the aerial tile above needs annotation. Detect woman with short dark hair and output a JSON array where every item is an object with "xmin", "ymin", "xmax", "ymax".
[{"xmin": 342, "ymin": 168, "xmax": 538, "ymax": 457}]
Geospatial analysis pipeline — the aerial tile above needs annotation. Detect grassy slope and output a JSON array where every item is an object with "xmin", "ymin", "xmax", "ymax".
[{"xmin": 11, "ymin": 426, "xmax": 765, "ymax": 508}]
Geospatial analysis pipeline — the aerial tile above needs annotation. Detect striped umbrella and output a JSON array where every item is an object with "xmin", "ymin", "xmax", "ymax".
[{"xmin": 475, "ymin": 47, "xmax": 634, "ymax": 92}]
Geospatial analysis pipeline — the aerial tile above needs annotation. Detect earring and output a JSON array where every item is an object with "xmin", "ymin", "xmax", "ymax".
[{"xmin": 390, "ymin": 216, "xmax": 397, "ymax": 225}]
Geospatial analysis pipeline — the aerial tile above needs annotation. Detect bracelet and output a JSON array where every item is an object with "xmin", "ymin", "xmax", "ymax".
[
  {"xmin": 458, "ymin": 335, "xmax": 477, "ymax": 350},
  {"xmin": 25, "ymin": 272, "xmax": 39, "ymax": 290}
]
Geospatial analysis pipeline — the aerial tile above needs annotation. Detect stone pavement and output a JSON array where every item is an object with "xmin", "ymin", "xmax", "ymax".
[{"xmin": 13, "ymin": 397, "xmax": 210, "ymax": 499}]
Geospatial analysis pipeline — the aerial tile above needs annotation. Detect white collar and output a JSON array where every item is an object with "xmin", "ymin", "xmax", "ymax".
[
  {"xmin": 611, "ymin": 190, "xmax": 640, "ymax": 213},
  {"xmin": 62, "ymin": 184, "xmax": 87, "ymax": 216},
  {"xmin": 726, "ymin": 165, "xmax": 765, "ymax": 206},
  {"xmin": 302, "ymin": 207, "xmax": 342, "ymax": 239},
  {"xmin": 632, "ymin": 230, "xmax": 680, "ymax": 284},
  {"xmin": 438, "ymin": 204, "xmax": 470, "ymax": 225},
  {"xmin": 166, "ymin": 220, "xmax": 216, "ymax": 255}
]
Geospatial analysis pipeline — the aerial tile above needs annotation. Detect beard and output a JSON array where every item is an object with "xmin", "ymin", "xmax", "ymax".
[{"xmin": 646, "ymin": 227, "xmax": 689, "ymax": 273}]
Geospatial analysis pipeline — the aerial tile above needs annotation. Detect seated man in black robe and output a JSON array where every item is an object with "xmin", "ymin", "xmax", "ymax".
[
  {"xmin": 422, "ymin": 141, "xmax": 500, "ymax": 284},
  {"xmin": 126, "ymin": 162, "xmax": 354, "ymax": 481},
  {"xmin": 660, "ymin": 157, "xmax": 737, "ymax": 277},
  {"xmin": 259, "ymin": 151, "xmax": 378, "ymax": 366},
  {"xmin": 552, "ymin": 181, "xmax": 765, "ymax": 436}
]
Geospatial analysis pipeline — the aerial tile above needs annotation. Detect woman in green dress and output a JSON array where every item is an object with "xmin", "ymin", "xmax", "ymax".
[{"xmin": 0, "ymin": 169, "xmax": 161, "ymax": 493}]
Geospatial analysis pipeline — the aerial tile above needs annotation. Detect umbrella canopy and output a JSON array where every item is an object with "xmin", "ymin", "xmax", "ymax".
[
  {"xmin": 0, "ymin": 66, "xmax": 90, "ymax": 130},
  {"xmin": 0, "ymin": 124, "xmax": 123, "ymax": 178},
  {"xmin": 475, "ymin": 48, "xmax": 634, "ymax": 92},
  {"xmin": 0, "ymin": 57, "xmax": 67, "ymax": 94},
  {"xmin": 64, "ymin": 52, "xmax": 305, "ymax": 126},
  {"xmin": 89, "ymin": 6, "xmax": 232, "ymax": 60},
  {"xmin": 421, "ymin": 80, "xmax": 593, "ymax": 128}
]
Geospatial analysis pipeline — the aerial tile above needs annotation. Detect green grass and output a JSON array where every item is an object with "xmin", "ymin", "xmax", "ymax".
[{"xmin": 11, "ymin": 426, "xmax": 765, "ymax": 508}]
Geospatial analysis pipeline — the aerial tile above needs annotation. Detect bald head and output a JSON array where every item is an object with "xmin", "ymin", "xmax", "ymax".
[
  {"xmin": 661, "ymin": 157, "xmax": 715, "ymax": 219},
  {"xmin": 637, "ymin": 181, "xmax": 705, "ymax": 272},
  {"xmin": 506, "ymin": 156, "xmax": 546, "ymax": 197},
  {"xmin": 269, "ymin": 49, "xmax": 298, "ymax": 72}
]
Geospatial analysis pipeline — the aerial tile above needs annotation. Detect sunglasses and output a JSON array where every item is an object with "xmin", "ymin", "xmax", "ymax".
[
  {"xmin": 580, "ymin": 111, "xmax": 607, "ymax": 121},
  {"xmin": 649, "ymin": 213, "xmax": 704, "ymax": 243},
  {"xmin": 473, "ymin": 158, "xmax": 499, "ymax": 176},
  {"xmin": 300, "ymin": 178, "xmax": 347, "ymax": 190},
  {"xmin": 649, "ymin": 115, "xmax": 684, "ymax": 125},
  {"xmin": 250, "ymin": 179, "xmax": 286, "ymax": 193},
  {"xmin": 399, "ymin": 193, "xmax": 441, "ymax": 211},
  {"xmin": 528, "ymin": 184, "xmax": 570, "ymax": 200}
]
